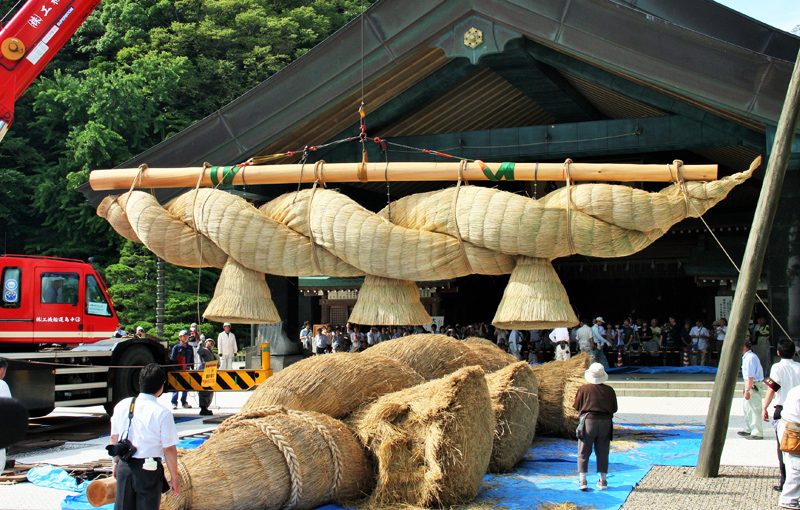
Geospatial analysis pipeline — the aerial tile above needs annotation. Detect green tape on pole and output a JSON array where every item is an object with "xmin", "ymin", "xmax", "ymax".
[
  {"xmin": 210, "ymin": 166, "xmax": 220, "ymax": 186},
  {"xmin": 482, "ymin": 162, "xmax": 515, "ymax": 181},
  {"xmin": 222, "ymin": 166, "xmax": 239, "ymax": 186}
]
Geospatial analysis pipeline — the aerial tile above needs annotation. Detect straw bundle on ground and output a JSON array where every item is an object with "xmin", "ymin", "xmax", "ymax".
[
  {"xmin": 464, "ymin": 337, "xmax": 518, "ymax": 373},
  {"xmin": 348, "ymin": 275, "xmax": 432, "ymax": 326},
  {"xmin": 203, "ymin": 258, "xmax": 280, "ymax": 324},
  {"xmin": 349, "ymin": 366, "xmax": 494, "ymax": 507},
  {"xmin": 531, "ymin": 353, "xmax": 589, "ymax": 438},
  {"xmin": 241, "ymin": 352, "xmax": 424, "ymax": 417},
  {"xmin": 161, "ymin": 407, "xmax": 373, "ymax": 510},
  {"xmin": 363, "ymin": 334, "xmax": 484, "ymax": 380},
  {"xmin": 485, "ymin": 361, "xmax": 540, "ymax": 472},
  {"xmin": 86, "ymin": 477, "xmax": 116, "ymax": 507},
  {"xmin": 493, "ymin": 257, "xmax": 579, "ymax": 330}
]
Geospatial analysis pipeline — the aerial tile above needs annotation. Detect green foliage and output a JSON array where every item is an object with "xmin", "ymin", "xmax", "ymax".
[{"xmin": 0, "ymin": 0, "xmax": 371, "ymax": 330}]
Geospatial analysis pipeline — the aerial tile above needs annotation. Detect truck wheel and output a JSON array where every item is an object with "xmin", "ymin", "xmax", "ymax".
[{"xmin": 104, "ymin": 345, "xmax": 156, "ymax": 415}]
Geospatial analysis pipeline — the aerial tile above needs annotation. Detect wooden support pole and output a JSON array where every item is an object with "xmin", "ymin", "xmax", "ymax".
[
  {"xmin": 695, "ymin": 47, "xmax": 800, "ymax": 478},
  {"xmin": 88, "ymin": 161, "xmax": 718, "ymax": 191}
]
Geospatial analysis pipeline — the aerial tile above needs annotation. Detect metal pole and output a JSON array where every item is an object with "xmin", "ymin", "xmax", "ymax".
[
  {"xmin": 696, "ymin": 47, "xmax": 800, "ymax": 477},
  {"xmin": 156, "ymin": 257, "xmax": 165, "ymax": 338}
]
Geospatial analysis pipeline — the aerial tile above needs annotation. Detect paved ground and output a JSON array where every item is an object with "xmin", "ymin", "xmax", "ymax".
[{"xmin": 622, "ymin": 465, "xmax": 780, "ymax": 509}]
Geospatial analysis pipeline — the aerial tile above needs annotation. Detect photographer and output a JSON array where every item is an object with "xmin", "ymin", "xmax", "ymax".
[{"xmin": 109, "ymin": 363, "xmax": 180, "ymax": 509}]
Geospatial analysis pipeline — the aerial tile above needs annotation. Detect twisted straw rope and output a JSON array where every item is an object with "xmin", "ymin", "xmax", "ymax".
[
  {"xmin": 177, "ymin": 459, "xmax": 193, "ymax": 510},
  {"xmin": 288, "ymin": 410, "xmax": 344, "ymax": 501}
]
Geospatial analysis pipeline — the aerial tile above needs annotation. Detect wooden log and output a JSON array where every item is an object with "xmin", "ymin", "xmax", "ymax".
[
  {"xmin": 86, "ymin": 477, "xmax": 116, "ymax": 506},
  {"xmin": 88, "ymin": 160, "xmax": 719, "ymax": 190}
]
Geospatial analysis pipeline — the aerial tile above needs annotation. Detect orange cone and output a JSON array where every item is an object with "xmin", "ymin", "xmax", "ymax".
[
  {"xmin": 682, "ymin": 349, "xmax": 690, "ymax": 366},
  {"xmin": 616, "ymin": 349, "xmax": 624, "ymax": 368}
]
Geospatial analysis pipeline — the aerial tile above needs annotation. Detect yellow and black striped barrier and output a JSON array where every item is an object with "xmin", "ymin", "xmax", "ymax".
[
  {"xmin": 167, "ymin": 368, "xmax": 271, "ymax": 391},
  {"xmin": 167, "ymin": 342, "xmax": 272, "ymax": 391}
]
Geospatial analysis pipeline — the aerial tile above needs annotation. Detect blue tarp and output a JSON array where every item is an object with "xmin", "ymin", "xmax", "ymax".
[
  {"xmin": 607, "ymin": 366, "xmax": 717, "ymax": 375},
  {"xmin": 60, "ymin": 436, "xmax": 210, "ymax": 510},
  {"xmin": 319, "ymin": 424, "xmax": 703, "ymax": 510}
]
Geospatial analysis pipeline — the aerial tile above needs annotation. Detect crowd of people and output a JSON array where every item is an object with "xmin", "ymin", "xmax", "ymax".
[{"xmin": 300, "ymin": 316, "xmax": 772, "ymax": 369}]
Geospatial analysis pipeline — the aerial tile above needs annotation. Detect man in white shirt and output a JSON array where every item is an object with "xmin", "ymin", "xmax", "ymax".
[
  {"xmin": 763, "ymin": 340, "xmax": 800, "ymax": 492},
  {"xmin": 0, "ymin": 358, "xmax": 11, "ymax": 474},
  {"xmin": 216, "ymin": 322, "xmax": 237, "ymax": 370},
  {"xmin": 778, "ymin": 384, "xmax": 800, "ymax": 509},
  {"xmin": 591, "ymin": 317, "xmax": 610, "ymax": 348},
  {"xmin": 575, "ymin": 320, "xmax": 594, "ymax": 354},
  {"xmin": 689, "ymin": 320, "xmax": 711, "ymax": 366},
  {"xmin": 740, "ymin": 340, "xmax": 765, "ymax": 439},
  {"xmin": 110, "ymin": 363, "xmax": 180, "ymax": 509},
  {"xmin": 314, "ymin": 327, "xmax": 330, "ymax": 354},
  {"xmin": 299, "ymin": 321, "xmax": 312, "ymax": 353},
  {"xmin": 549, "ymin": 327, "xmax": 571, "ymax": 361},
  {"xmin": 367, "ymin": 327, "xmax": 380, "ymax": 347}
]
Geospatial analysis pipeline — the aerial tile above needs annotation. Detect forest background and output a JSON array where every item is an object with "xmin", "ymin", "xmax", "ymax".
[{"xmin": 0, "ymin": 0, "xmax": 369, "ymax": 340}]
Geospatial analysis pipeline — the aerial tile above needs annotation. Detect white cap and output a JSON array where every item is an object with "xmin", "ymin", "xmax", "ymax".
[
  {"xmin": 584, "ymin": 363, "xmax": 609, "ymax": 384},
  {"xmin": 223, "ymin": 322, "xmax": 231, "ymax": 327},
  {"xmin": 595, "ymin": 316, "xmax": 605, "ymax": 323},
  {"xmin": 136, "ymin": 326, "xmax": 144, "ymax": 333},
  {"xmin": 179, "ymin": 329, "xmax": 188, "ymax": 337}
]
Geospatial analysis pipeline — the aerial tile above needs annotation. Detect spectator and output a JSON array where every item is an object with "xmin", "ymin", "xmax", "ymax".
[
  {"xmin": 170, "ymin": 330, "xmax": 193, "ymax": 410},
  {"xmin": 645, "ymin": 318, "xmax": 661, "ymax": 358},
  {"xmin": 753, "ymin": 317, "xmax": 772, "ymax": 366},
  {"xmin": 591, "ymin": 317, "xmax": 610, "ymax": 350},
  {"xmin": 350, "ymin": 326, "xmax": 363, "ymax": 351},
  {"xmin": 549, "ymin": 327, "xmax": 571, "ymax": 361},
  {"xmin": 763, "ymin": 340, "xmax": 800, "ymax": 492},
  {"xmin": 197, "ymin": 339, "xmax": 217, "ymax": 416},
  {"xmin": 714, "ymin": 318, "xmax": 728, "ymax": 361},
  {"xmin": 508, "ymin": 329, "xmax": 523, "ymax": 360},
  {"xmin": 332, "ymin": 328, "xmax": 346, "ymax": 352},
  {"xmin": 217, "ymin": 323, "xmax": 237, "ymax": 370},
  {"xmin": 135, "ymin": 326, "xmax": 146, "ymax": 339},
  {"xmin": 575, "ymin": 320, "xmax": 594, "ymax": 354},
  {"xmin": 739, "ymin": 340, "xmax": 764, "ymax": 440},
  {"xmin": 314, "ymin": 327, "xmax": 330, "ymax": 355},
  {"xmin": 690, "ymin": 320, "xmax": 711, "ymax": 366},
  {"xmin": 663, "ymin": 317, "xmax": 682, "ymax": 365},
  {"xmin": 573, "ymin": 363, "xmax": 617, "ymax": 491},
  {"xmin": 495, "ymin": 328, "xmax": 508, "ymax": 349},
  {"xmin": 777, "ymin": 383, "xmax": 800, "ymax": 509},
  {"xmin": 367, "ymin": 327, "xmax": 380, "ymax": 347},
  {"xmin": 300, "ymin": 321, "xmax": 312, "ymax": 353}
]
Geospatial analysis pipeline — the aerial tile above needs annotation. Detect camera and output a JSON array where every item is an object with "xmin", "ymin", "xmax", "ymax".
[{"xmin": 106, "ymin": 438, "xmax": 137, "ymax": 462}]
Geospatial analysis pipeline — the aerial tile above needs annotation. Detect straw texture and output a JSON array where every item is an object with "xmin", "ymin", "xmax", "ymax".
[
  {"xmin": 97, "ymin": 195, "xmax": 141, "ymax": 243},
  {"xmin": 531, "ymin": 353, "xmax": 590, "ymax": 438},
  {"xmin": 485, "ymin": 361, "xmax": 540, "ymax": 472},
  {"xmin": 492, "ymin": 257, "xmax": 579, "ymax": 330},
  {"xmin": 363, "ymin": 334, "xmax": 485, "ymax": 380},
  {"xmin": 349, "ymin": 366, "xmax": 494, "ymax": 507},
  {"xmin": 241, "ymin": 352, "xmax": 424, "ymax": 417},
  {"xmin": 464, "ymin": 337, "xmax": 518, "ymax": 373},
  {"xmin": 161, "ymin": 407, "xmax": 373, "ymax": 510},
  {"xmin": 203, "ymin": 258, "xmax": 281, "ymax": 324},
  {"xmin": 348, "ymin": 275, "xmax": 432, "ymax": 326}
]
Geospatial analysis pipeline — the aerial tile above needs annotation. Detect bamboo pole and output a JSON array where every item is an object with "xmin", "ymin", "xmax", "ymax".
[
  {"xmin": 88, "ymin": 161, "xmax": 718, "ymax": 191},
  {"xmin": 695, "ymin": 47, "xmax": 800, "ymax": 478}
]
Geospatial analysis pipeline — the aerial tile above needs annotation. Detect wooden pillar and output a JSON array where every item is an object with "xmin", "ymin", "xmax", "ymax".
[{"xmin": 695, "ymin": 47, "xmax": 800, "ymax": 477}]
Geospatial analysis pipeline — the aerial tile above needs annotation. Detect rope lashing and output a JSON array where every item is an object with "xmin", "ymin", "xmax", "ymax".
[
  {"xmin": 563, "ymin": 158, "xmax": 576, "ymax": 255},
  {"xmin": 128, "ymin": 164, "xmax": 147, "ymax": 193},
  {"xmin": 479, "ymin": 160, "xmax": 516, "ymax": 181},
  {"xmin": 209, "ymin": 165, "xmax": 240, "ymax": 187},
  {"xmin": 306, "ymin": 160, "xmax": 326, "ymax": 275},
  {"xmin": 288, "ymin": 410, "xmax": 343, "ymax": 501},
  {"xmin": 452, "ymin": 160, "xmax": 474, "ymax": 274}
]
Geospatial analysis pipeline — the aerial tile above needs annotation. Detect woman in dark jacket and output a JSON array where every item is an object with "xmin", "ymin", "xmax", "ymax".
[{"xmin": 573, "ymin": 362, "xmax": 618, "ymax": 491}]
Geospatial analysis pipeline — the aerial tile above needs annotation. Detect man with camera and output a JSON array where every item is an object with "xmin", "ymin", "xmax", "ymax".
[{"xmin": 109, "ymin": 363, "xmax": 180, "ymax": 509}]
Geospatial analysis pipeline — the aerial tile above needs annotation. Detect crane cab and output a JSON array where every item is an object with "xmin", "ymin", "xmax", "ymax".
[{"xmin": 0, "ymin": 255, "xmax": 118, "ymax": 346}]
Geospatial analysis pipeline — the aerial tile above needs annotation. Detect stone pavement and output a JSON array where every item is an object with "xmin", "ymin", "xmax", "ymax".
[{"xmin": 622, "ymin": 465, "xmax": 780, "ymax": 509}]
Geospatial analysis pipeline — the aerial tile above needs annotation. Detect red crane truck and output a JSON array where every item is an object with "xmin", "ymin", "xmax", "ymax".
[{"xmin": 1, "ymin": 255, "xmax": 168, "ymax": 415}]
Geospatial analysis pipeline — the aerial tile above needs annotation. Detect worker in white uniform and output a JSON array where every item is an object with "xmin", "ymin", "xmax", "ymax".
[
  {"xmin": 549, "ymin": 327, "xmax": 571, "ymax": 361},
  {"xmin": 778, "ymin": 384, "xmax": 800, "ymax": 509},
  {"xmin": 763, "ymin": 339, "xmax": 800, "ymax": 492},
  {"xmin": 0, "ymin": 358, "xmax": 11, "ymax": 474},
  {"xmin": 217, "ymin": 322, "xmax": 237, "ymax": 370},
  {"xmin": 740, "ymin": 339, "xmax": 764, "ymax": 440},
  {"xmin": 110, "ymin": 363, "xmax": 180, "ymax": 509}
]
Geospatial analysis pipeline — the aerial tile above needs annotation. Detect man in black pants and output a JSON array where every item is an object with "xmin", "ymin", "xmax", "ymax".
[
  {"xmin": 110, "ymin": 363, "xmax": 180, "ymax": 509},
  {"xmin": 763, "ymin": 340, "xmax": 800, "ymax": 492}
]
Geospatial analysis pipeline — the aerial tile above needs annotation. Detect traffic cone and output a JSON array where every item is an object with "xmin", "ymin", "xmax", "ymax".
[
  {"xmin": 682, "ymin": 349, "xmax": 690, "ymax": 366},
  {"xmin": 616, "ymin": 349, "xmax": 624, "ymax": 368}
]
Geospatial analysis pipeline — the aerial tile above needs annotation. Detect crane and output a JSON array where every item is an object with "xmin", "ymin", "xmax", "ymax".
[{"xmin": 0, "ymin": 0, "xmax": 101, "ymax": 143}]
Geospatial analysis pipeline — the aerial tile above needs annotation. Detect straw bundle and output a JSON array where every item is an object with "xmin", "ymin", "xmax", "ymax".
[
  {"xmin": 349, "ymin": 366, "xmax": 494, "ymax": 507},
  {"xmin": 363, "ymin": 334, "xmax": 484, "ymax": 380},
  {"xmin": 203, "ymin": 258, "xmax": 280, "ymax": 324},
  {"xmin": 464, "ymin": 337, "xmax": 518, "ymax": 373},
  {"xmin": 86, "ymin": 477, "xmax": 116, "ymax": 507},
  {"xmin": 492, "ymin": 257, "xmax": 578, "ymax": 330},
  {"xmin": 348, "ymin": 275, "xmax": 432, "ymax": 326},
  {"xmin": 531, "ymin": 353, "xmax": 589, "ymax": 438},
  {"xmin": 161, "ymin": 407, "xmax": 373, "ymax": 510},
  {"xmin": 96, "ymin": 195, "xmax": 140, "ymax": 243},
  {"xmin": 241, "ymin": 352, "xmax": 424, "ymax": 417},
  {"xmin": 485, "ymin": 362, "xmax": 540, "ymax": 472}
]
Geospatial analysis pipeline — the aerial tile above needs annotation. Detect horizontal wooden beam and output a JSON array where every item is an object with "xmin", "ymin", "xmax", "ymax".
[{"xmin": 88, "ymin": 159, "xmax": 719, "ymax": 191}]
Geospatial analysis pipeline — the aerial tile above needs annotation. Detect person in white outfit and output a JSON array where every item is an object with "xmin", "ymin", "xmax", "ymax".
[
  {"xmin": 216, "ymin": 322, "xmax": 237, "ymax": 370},
  {"xmin": 549, "ymin": 327, "xmax": 571, "ymax": 361},
  {"xmin": 763, "ymin": 340, "xmax": 800, "ymax": 492},
  {"xmin": 0, "ymin": 358, "xmax": 10, "ymax": 474},
  {"xmin": 778, "ymin": 384, "xmax": 800, "ymax": 509},
  {"xmin": 740, "ymin": 340, "xmax": 764, "ymax": 440}
]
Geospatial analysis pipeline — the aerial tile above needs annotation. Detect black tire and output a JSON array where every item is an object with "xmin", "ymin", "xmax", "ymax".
[{"xmin": 104, "ymin": 345, "xmax": 156, "ymax": 415}]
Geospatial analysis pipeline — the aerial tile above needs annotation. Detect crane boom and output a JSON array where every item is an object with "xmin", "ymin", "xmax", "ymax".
[{"xmin": 0, "ymin": 0, "xmax": 102, "ymax": 142}]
